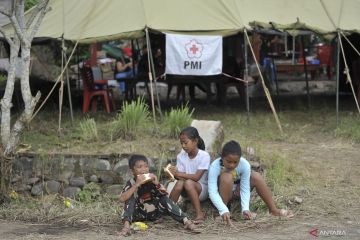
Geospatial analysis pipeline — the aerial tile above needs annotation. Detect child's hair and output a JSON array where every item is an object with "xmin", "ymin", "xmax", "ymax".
[
  {"xmin": 180, "ymin": 126, "xmax": 205, "ymax": 150},
  {"xmin": 128, "ymin": 154, "xmax": 148, "ymax": 169},
  {"xmin": 221, "ymin": 140, "xmax": 242, "ymax": 157}
]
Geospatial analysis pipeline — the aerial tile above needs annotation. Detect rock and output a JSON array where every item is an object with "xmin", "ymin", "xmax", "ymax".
[
  {"xmin": 246, "ymin": 146, "xmax": 255, "ymax": 156},
  {"xmin": 69, "ymin": 177, "xmax": 86, "ymax": 188},
  {"xmin": 294, "ymin": 196, "xmax": 303, "ymax": 204},
  {"xmin": 106, "ymin": 185, "xmax": 123, "ymax": 196},
  {"xmin": 97, "ymin": 159, "xmax": 111, "ymax": 171},
  {"xmin": 45, "ymin": 180, "xmax": 61, "ymax": 194},
  {"xmin": 191, "ymin": 119, "xmax": 224, "ymax": 159},
  {"xmin": 63, "ymin": 186, "xmax": 81, "ymax": 199},
  {"xmin": 113, "ymin": 158, "xmax": 129, "ymax": 175},
  {"xmin": 58, "ymin": 171, "xmax": 73, "ymax": 185},
  {"xmin": 13, "ymin": 183, "xmax": 32, "ymax": 192},
  {"xmin": 298, "ymin": 186, "xmax": 310, "ymax": 195},
  {"xmin": 98, "ymin": 173, "xmax": 114, "ymax": 184},
  {"xmin": 89, "ymin": 175, "xmax": 99, "ymax": 183},
  {"xmin": 26, "ymin": 177, "xmax": 40, "ymax": 185},
  {"xmin": 31, "ymin": 183, "xmax": 43, "ymax": 196},
  {"xmin": 249, "ymin": 161, "xmax": 260, "ymax": 169},
  {"xmin": 11, "ymin": 175, "xmax": 22, "ymax": 183}
]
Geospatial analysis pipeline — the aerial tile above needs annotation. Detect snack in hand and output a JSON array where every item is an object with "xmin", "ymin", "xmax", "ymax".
[
  {"xmin": 163, "ymin": 164, "xmax": 175, "ymax": 181},
  {"xmin": 138, "ymin": 173, "xmax": 152, "ymax": 185}
]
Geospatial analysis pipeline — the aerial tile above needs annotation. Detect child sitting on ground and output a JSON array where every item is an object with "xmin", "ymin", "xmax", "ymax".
[
  {"xmin": 168, "ymin": 126, "xmax": 211, "ymax": 222},
  {"xmin": 208, "ymin": 140, "xmax": 293, "ymax": 225},
  {"xmin": 119, "ymin": 154, "xmax": 200, "ymax": 236}
]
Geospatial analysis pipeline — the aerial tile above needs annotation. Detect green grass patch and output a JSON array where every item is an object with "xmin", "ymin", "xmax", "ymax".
[
  {"xmin": 79, "ymin": 118, "xmax": 98, "ymax": 142},
  {"xmin": 259, "ymin": 150, "xmax": 298, "ymax": 195},
  {"xmin": 164, "ymin": 103, "xmax": 194, "ymax": 138},
  {"xmin": 111, "ymin": 97, "xmax": 150, "ymax": 140},
  {"xmin": 335, "ymin": 114, "xmax": 360, "ymax": 143}
]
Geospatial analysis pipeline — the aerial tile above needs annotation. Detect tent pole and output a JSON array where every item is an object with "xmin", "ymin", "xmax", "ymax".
[
  {"xmin": 63, "ymin": 42, "xmax": 74, "ymax": 123},
  {"xmin": 336, "ymin": 32, "xmax": 340, "ymax": 127},
  {"xmin": 292, "ymin": 35, "xmax": 296, "ymax": 65},
  {"xmin": 301, "ymin": 35, "xmax": 310, "ymax": 109},
  {"xmin": 147, "ymin": 35, "xmax": 162, "ymax": 114},
  {"xmin": 245, "ymin": 29, "xmax": 283, "ymax": 134},
  {"xmin": 243, "ymin": 30, "xmax": 250, "ymax": 121},
  {"xmin": 145, "ymin": 28, "xmax": 157, "ymax": 124}
]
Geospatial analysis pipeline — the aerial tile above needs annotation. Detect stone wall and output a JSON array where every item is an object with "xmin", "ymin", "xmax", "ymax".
[{"xmin": 11, "ymin": 153, "xmax": 156, "ymax": 199}]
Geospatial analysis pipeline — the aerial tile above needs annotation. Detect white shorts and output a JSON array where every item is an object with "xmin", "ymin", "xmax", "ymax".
[{"xmin": 198, "ymin": 183, "xmax": 208, "ymax": 201}]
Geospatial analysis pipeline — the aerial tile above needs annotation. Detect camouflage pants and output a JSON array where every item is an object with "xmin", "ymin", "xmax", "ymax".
[{"xmin": 121, "ymin": 195, "xmax": 188, "ymax": 224}]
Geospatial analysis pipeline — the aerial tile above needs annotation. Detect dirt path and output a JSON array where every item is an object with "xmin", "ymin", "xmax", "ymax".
[{"xmin": 1, "ymin": 139, "xmax": 359, "ymax": 240}]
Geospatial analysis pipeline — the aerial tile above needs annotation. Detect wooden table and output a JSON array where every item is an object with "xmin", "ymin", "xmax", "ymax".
[{"xmin": 275, "ymin": 64, "xmax": 322, "ymax": 80}]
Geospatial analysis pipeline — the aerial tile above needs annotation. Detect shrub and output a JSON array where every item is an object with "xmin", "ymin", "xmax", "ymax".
[
  {"xmin": 75, "ymin": 182, "xmax": 101, "ymax": 203},
  {"xmin": 79, "ymin": 118, "xmax": 98, "ymax": 141},
  {"xmin": 111, "ymin": 97, "xmax": 150, "ymax": 140},
  {"xmin": 164, "ymin": 104, "xmax": 194, "ymax": 138}
]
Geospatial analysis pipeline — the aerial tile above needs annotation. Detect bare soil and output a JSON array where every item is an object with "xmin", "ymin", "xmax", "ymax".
[{"xmin": 1, "ymin": 135, "xmax": 359, "ymax": 239}]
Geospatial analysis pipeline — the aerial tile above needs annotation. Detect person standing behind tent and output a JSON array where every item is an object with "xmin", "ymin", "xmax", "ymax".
[
  {"xmin": 167, "ymin": 127, "xmax": 210, "ymax": 222},
  {"xmin": 208, "ymin": 140, "xmax": 293, "ymax": 225}
]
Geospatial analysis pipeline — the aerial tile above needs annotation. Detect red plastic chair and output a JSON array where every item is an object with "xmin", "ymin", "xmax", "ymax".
[
  {"xmin": 81, "ymin": 61, "xmax": 114, "ymax": 113},
  {"xmin": 317, "ymin": 44, "xmax": 333, "ymax": 79}
]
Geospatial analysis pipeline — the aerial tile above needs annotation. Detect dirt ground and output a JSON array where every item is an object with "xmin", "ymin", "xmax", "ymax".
[{"xmin": 0, "ymin": 135, "xmax": 359, "ymax": 240}]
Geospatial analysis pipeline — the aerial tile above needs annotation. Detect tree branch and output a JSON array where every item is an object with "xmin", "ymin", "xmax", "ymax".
[
  {"xmin": 0, "ymin": 27, "xmax": 15, "ymax": 48},
  {"xmin": 25, "ymin": 0, "xmax": 47, "ymax": 29},
  {"xmin": 9, "ymin": 14, "xmax": 30, "ymax": 47},
  {"xmin": 29, "ymin": 0, "xmax": 50, "ymax": 41},
  {"xmin": 0, "ymin": 9, "xmax": 11, "ymax": 17}
]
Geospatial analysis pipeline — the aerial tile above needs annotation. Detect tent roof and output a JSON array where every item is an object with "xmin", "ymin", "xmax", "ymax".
[{"xmin": 2, "ymin": 0, "xmax": 360, "ymax": 43}]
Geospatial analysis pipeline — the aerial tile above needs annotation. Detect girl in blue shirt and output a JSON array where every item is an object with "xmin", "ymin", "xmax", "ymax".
[{"xmin": 208, "ymin": 140, "xmax": 293, "ymax": 225}]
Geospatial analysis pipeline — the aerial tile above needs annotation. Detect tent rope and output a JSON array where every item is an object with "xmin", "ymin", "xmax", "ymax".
[
  {"xmin": 221, "ymin": 72, "xmax": 252, "ymax": 83},
  {"xmin": 145, "ymin": 28, "xmax": 156, "ymax": 124},
  {"xmin": 320, "ymin": 0, "xmax": 337, "ymax": 30},
  {"xmin": 31, "ymin": 40, "xmax": 79, "ymax": 121},
  {"xmin": 340, "ymin": 31, "xmax": 360, "ymax": 57},
  {"xmin": 338, "ymin": 31, "xmax": 360, "ymax": 114},
  {"xmin": 244, "ymin": 29, "xmax": 283, "ymax": 134}
]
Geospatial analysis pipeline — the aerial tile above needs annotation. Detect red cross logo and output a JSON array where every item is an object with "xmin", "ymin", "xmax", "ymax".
[
  {"xmin": 190, "ymin": 44, "xmax": 199, "ymax": 54},
  {"xmin": 185, "ymin": 39, "xmax": 203, "ymax": 59}
]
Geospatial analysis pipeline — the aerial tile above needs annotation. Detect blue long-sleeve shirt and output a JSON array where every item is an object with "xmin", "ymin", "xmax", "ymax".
[{"xmin": 208, "ymin": 157, "xmax": 251, "ymax": 215}]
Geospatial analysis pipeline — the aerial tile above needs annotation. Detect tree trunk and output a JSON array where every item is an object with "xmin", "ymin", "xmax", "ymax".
[{"xmin": 0, "ymin": 0, "xmax": 49, "ymax": 197}]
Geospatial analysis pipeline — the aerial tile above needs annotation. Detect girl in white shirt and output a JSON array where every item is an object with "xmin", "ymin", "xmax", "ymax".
[{"xmin": 168, "ymin": 126, "xmax": 211, "ymax": 223}]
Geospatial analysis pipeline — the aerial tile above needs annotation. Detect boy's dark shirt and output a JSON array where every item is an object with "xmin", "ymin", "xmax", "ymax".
[{"xmin": 121, "ymin": 178, "xmax": 167, "ymax": 203}]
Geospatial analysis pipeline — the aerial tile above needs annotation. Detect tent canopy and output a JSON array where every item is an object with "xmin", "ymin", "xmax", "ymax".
[{"xmin": 2, "ymin": 0, "xmax": 360, "ymax": 43}]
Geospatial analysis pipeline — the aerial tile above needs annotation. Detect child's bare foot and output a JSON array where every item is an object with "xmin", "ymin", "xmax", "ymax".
[
  {"xmin": 120, "ymin": 222, "xmax": 131, "ymax": 237},
  {"xmin": 193, "ymin": 211, "xmax": 205, "ymax": 224},
  {"xmin": 271, "ymin": 209, "xmax": 294, "ymax": 218},
  {"xmin": 184, "ymin": 220, "xmax": 202, "ymax": 234}
]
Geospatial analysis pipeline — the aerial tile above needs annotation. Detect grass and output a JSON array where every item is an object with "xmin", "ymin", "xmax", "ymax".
[
  {"xmin": 164, "ymin": 103, "xmax": 194, "ymax": 138},
  {"xmin": 79, "ymin": 118, "xmax": 98, "ymax": 141},
  {"xmin": 335, "ymin": 113, "xmax": 360, "ymax": 143},
  {"xmin": 110, "ymin": 97, "xmax": 150, "ymax": 140}
]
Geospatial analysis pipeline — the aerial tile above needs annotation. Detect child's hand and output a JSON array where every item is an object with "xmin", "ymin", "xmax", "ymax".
[
  {"xmin": 168, "ymin": 165, "xmax": 177, "ymax": 175},
  {"xmin": 221, "ymin": 212, "xmax": 233, "ymax": 226},
  {"xmin": 135, "ymin": 174, "xmax": 146, "ymax": 187},
  {"xmin": 242, "ymin": 210, "xmax": 252, "ymax": 220},
  {"xmin": 149, "ymin": 173, "xmax": 159, "ymax": 185}
]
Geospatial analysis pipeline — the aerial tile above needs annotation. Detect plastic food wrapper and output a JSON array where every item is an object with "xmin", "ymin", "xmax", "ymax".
[{"xmin": 131, "ymin": 222, "xmax": 148, "ymax": 231}]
